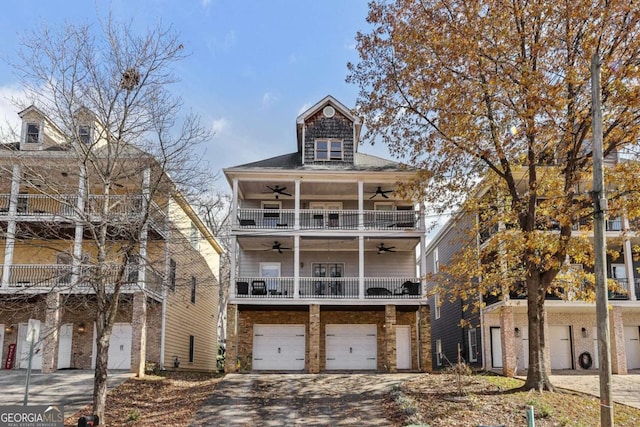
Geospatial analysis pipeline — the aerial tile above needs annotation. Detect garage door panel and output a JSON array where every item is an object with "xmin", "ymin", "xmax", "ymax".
[
  {"xmin": 624, "ymin": 326, "xmax": 640, "ymax": 370},
  {"xmin": 253, "ymin": 325, "xmax": 305, "ymax": 370},
  {"xmin": 326, "ymin": 324, "xmax": 377, "ymax": 370}
]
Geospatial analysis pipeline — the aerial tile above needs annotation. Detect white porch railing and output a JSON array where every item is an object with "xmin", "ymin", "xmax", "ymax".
[
  {"xmin": 234, "ymin": 276, "xmax": 422, "ymax": 300},
  {"xmin": 1, "ymin": 264, "xmax": 163, "ymax": 296},
  {"xmin": 235, "ymin": 208, "xmax": 421, "ymax": 231},
  {"xmin": 0, "ymin": 194, "xmax": 167, "ymax": 238}
]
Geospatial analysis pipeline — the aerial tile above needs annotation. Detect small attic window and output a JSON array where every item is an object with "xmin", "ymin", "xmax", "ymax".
[
  {"xmin": 315, "ymin": 139, "xmax": 343, "ymax": 161},
  {"xmin": 26, "ymin": 123, "xmax": 40, "ymax": 144},
  {"xmin": 78, "ymin": 124, "xmax": 91, "ymax": 144}
]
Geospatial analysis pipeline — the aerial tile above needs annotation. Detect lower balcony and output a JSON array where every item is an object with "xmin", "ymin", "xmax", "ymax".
[
  {"xmin": 234, "ymin": 277, "xmax": 422, "ymax": 301},
  {"xmin": 0, "ymin": 264, "xmax": 164, "ymax": 297}
]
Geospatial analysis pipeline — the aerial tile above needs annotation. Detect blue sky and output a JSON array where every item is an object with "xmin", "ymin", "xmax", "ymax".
[{"xmin": 0, "ymin": 0, "xmax": 395, "ymax": 184}]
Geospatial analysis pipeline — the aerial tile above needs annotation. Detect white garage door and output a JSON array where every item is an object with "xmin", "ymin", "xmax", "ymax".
[
  {"xmin": 624, "ymin": 326, "xmax": 640, "ymax": 370},
  {"xmin": 549, "ymin": 325, "xmax": 572, "ymax": 369},
  {"xmin": 326, "ymin": 324, "xmax": 377, "ymax": 370},
  {"xmin": 57, "ymin": 323, "xmax": 73, "ymax": 369},
  {"xmin": 18, "ymin": 321, "xmax": 43, "ymax": 370},
  {"xmin": 92, "ymin": 323, "xmax": 132, "ymax": 370},
  {"xmin": 253, "ymin": 325, "xmax": 305, "ymax": 370}
]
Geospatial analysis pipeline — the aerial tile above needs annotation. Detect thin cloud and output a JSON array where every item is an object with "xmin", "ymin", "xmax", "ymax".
[
  {"xmin": 211, "ymin": 117, "xmax": 229, "ymax": 134},
  {"xmin": 200, "ymin": 0, "xmax": 212, "ymax": 8},
  {"xmin": 261, "ymin": 92, "xmax": 278, "ymax": 109},
  {"xmin": 0, "ymin": 84, "xmax": 28, "ymax": 138},
  {"xmin": 288, "ymin": 53, "xmax": 297, "ymax": 64}
]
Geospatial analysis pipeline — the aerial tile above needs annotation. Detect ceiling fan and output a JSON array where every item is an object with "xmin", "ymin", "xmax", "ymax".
[
  {"xmin": 377, "ymin": 243, "xmax": 396, "ymax": 254},
  {"xmin": 267, "ymin": 185, "xmax": 292, "ymax": 199},
  {"xmin": 368, "ymin": 186, "xmax": 393, "ymax": 199},
  {"xmin": 264, "ymin": 241, "xmax": 291, "ymax": 254}
]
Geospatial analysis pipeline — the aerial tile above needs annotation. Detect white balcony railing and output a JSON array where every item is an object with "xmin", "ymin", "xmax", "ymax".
[
  {"xmin": 0, "ymin": 194, "xmax": 167, "ymax": 238},
  {"xmin": 1, "ymin": 264, "xmax": 163, "ymax": 296},
  {"xmin": 234, "ymin": 277, "xmax": 422, "ymax": 300},
  {"xmin": 235, "ymin": 208, "xmax": 421, "ymax": 231}
]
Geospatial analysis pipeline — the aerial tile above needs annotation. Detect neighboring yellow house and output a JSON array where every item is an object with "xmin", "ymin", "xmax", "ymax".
[{"xmin": 0, "ymin": 106, "xmax": 222, "ymax": 374}]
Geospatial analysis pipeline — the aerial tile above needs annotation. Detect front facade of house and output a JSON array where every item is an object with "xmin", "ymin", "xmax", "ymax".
[
  {"xmin": 224, "ymin": 96, "xmax": 431, "ymax": 373},
  {"xmin": 0, "ymin": 107, "xmax": 222, "ymax": 374},
  {"xmin": 425, "ymin": 165, "xmax": 640, "ymax": 375}
]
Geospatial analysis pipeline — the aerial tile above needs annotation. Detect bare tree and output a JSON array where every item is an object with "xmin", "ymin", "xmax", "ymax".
[{"xmin": 3, "ymin": 17, "xmax": 210, "ymax": 421}]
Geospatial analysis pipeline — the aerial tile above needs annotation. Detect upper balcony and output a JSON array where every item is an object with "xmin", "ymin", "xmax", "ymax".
[
  {"xmin": 484, "ymin": 277, "xmax": 640, "ymax": 306},
  {"xmin": 234, "ymin": 208, "xmax": 422, "ymax": 231},
  {"xmin": 0, "ymin": 263, "xmax": 164, "ymax": 299},
  {"xmin": 0, "ymin": 193, "xmax": 167, "ymax": 239}
]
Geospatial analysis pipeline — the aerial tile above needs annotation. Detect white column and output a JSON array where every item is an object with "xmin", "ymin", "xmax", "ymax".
[
  {"xmin": 231, "ymin": 178, "xmax": 239, "ymax": 225},
  {"xmin": 358, "ymin": 181, "xmax": 364, "ymax": 230},
  {"xmin": 135, "ymin": 168, "xmax": 151, "ymax": 291},
  {"xmin": 2, "ymin": 165, "xmax": 21, "ymax": 287},
  {"xmin": 294, "ymin": 235, "xmax": 300, "ymax": 299},
  {"xmin": 420, "ymin": 235, "xmax": 427, "ymax": 296},
  {"xmin": 294, "ymin": 179, "xmax": 301, "ymax": 230},
  {"xmin": 229, "ymin": 238, "xmax": 237, "ymax": 298},
  {"xmin": 359, "ymin": 235, "xmax": 365, "ymax": 299},
  {"xmin": 72, "ymin": 165, "xmax": 86, "ymax": 288},
  {"xmin": 624, "ymin": 239, "xmax": 636, "ymax": 300}
]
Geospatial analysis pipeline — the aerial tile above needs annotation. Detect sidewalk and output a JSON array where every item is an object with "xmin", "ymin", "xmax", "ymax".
[
  {"xmin": 520, "ymin": 371, "xmax": 640, "ymax": 409},
  {"xmin": 0, "ymin": 369, "xmax": 131, "ymax": 416}
]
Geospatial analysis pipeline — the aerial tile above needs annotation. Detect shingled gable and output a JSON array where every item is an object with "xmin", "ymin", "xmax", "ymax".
[{"xmin": 295, "ymin": 95, "xmax": 363, "ymax": 166}]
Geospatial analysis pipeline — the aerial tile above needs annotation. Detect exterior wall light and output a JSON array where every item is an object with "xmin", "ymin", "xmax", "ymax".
[
  {"xmin": 581, "ymin": 327, "xmax": 588, "ymax": 338},
  {"xmin": 514, "ymin": 327, "xmax": 521, "ymax": 337},
  {"xmin": 77, "ymin": 322, "xmax": 86, "ymax": 334}
]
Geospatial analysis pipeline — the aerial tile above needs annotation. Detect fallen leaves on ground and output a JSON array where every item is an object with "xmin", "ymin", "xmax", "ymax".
[
  {"xmin": 387, "ymin": 372, "xmax": 640, "ymax": 427},
  {"xmin": 64, "ymin": 372, "xmax": 222, "ymax": 427}
]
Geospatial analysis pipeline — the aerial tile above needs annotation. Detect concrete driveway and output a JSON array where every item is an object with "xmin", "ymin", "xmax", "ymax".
[
  {"xmin": 0, "ymin": 369, "xmax": 131, "ymax": 416},
  {"xmin": 192, "ymin": 373, "xmax": 419, "ymax": 426}
]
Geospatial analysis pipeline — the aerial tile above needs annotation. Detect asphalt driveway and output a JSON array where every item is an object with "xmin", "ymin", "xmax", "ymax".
[{"xmin": 192, "ymin": 373, "xmax": 419, "ymax": 426}]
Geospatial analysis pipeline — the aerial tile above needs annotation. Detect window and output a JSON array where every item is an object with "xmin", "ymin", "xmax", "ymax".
[
  {"xmin": 78, "ymin": 125, "xmax": 91, "ymax": 144},
  {"xmin": 433, "ymin": 247, "xmax": 439, "ymax": 273},
  {"xmin": 315, "ymin": 139, "xmax": 343, "ymax": 161},
  {"xmin": 434, "ymin": 293, "xmax": 441, "ymax": 319},
  {"xmin": 26, "ymin": 123, "xmax": 40, "ymax": 144},
  {"xmin": 436, "ymin": 339, "xmax": 443, "ymax": 366},
  {"xmin": 188, "ymin": 335, "xmax": 195, "ymax": 363},
  {"xmin": 169, "ymin": 258, "xmax": 176, "ymax": 292},
  {"xmin": 190, "ymin": 276, "xmax": 197, "ymax": 304},
  {"xmin": 190, "ymin": 222, "xmax": 200, "ymax": 250},
  {"xmin": 468, "ymin": 328, "xmax": 478, "ymax": 362}
]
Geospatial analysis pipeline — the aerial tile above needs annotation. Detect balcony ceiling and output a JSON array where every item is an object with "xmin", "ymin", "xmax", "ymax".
[
  {"xmin": 238, "ymin": 180, "xmax": 403, "ymax": 201},
  {"xmin": 236, "ymin": 236, "xmax": 419, "ymax": 252}
]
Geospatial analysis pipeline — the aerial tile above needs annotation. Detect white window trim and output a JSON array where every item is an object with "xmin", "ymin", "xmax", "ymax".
[
  {"xmin": 261, "ymin": 201, "xmax": 282, "ymax": 209},
  {"xmin": 468, "ymin": 328, "xmax": 478, "ymax": 362},
  {"xmin": 25, "ymin": 121, "xmax": 42, "ymax": 144},
  {"xmin": 434, "ymin": 293, "xmax": 441, "ymax": 319},
  {"xmin": 373, "ymin": 202, "xmax": 395, "ymax": 211},
  {"xmin": 314, "ymin": 138, "xmax": 344, "ymax": 161},
  {"xmin": 433, "ymin": 247, "xmax": 439, "ymax": 273},
  {"xmin": 78, "ymin": 124, "xmax": 93, "ymax": 145},
  {"xmin": 436, "ymin": 339, "xmax": 442, "ymax": 366}
]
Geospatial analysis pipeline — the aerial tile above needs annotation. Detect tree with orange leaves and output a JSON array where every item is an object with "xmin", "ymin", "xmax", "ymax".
[{"xmin": 348, "ymin": 0, "xmax": 640, "ymax": 391}]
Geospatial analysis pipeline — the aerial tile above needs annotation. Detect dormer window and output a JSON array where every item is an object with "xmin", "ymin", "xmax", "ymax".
[
  {"xmin": 78, "ymin": 124, "xmax": 92, "ymax": 145},
  {"xmin": 315, "ymin": 139, "xmax": 343, "ymax": 161},
  {"xmin": 26, "ymin": 123, "xmax": 40, "ymax": 144}
]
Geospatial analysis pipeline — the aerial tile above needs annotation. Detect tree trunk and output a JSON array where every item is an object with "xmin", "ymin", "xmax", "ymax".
[
  {"xmin": 92, "ymin": 311, "xmax": 113, "ymax": 422},
  {"xmin": 523, "ymin": 274, "xmax": 555, "ymax": 391}
]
